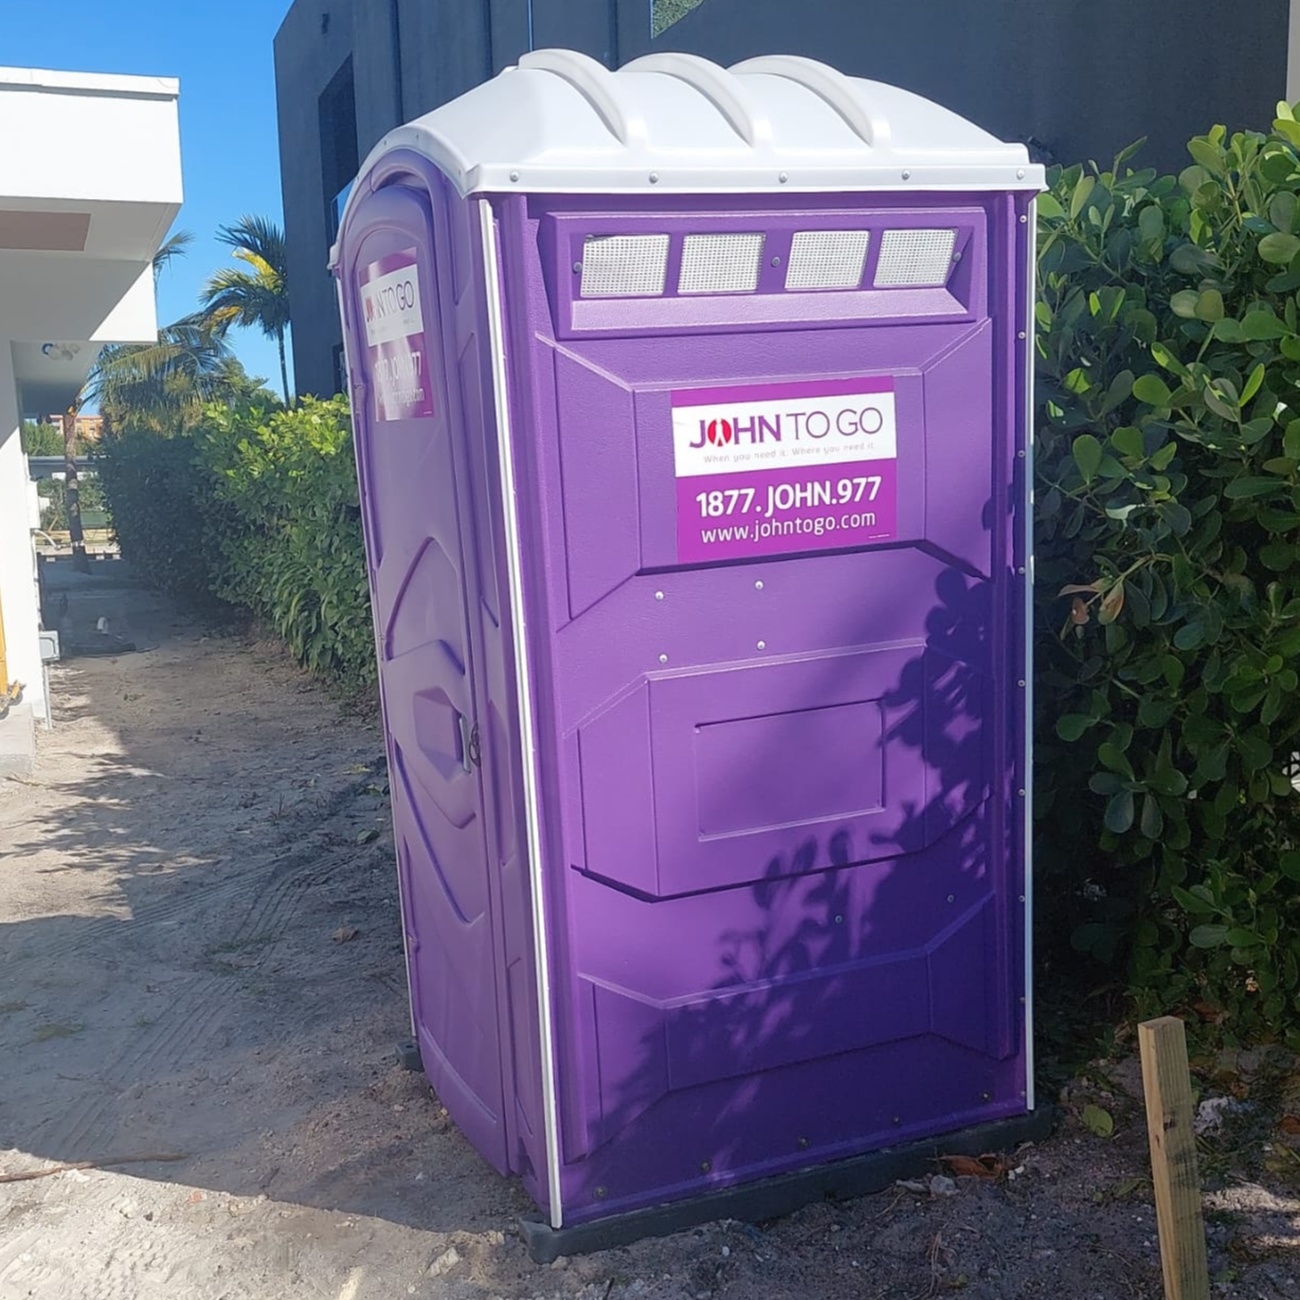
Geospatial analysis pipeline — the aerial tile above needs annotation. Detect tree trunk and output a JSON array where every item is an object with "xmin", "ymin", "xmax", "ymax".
[
  {"xmin": 277, "ymin": 332, "xmax": 290, "ymax": 407},
  {"xmin": 62, "ymin": 409, "xmax": 89, "ymax": 574}
]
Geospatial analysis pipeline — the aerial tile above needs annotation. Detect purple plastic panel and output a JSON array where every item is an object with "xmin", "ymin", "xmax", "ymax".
[
  {"xmin": 335, "ymin": 166, "xmax": 549, "ymax": 1201},
  {"xmin": 494, "ymin": 190, "xmax": 1029, "ymax": 1224},
  {"xmin": 339, "ymin": 168, "xmax": 1030, "ymax": 1231}
]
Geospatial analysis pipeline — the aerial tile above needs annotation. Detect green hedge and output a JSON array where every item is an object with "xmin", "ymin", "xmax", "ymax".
[
  {"xmin": 99, "ymin": 395, "xmax": 375, "ymax": 690},
  {"xmin": 202, "ymin": 398, "xmax": 374, "ymax": 687},
  {"xmin": 1035, "ymin": 118, "xmax": 1300, "ymax": 1047},
  {"xmin": 97, "ymin": 427, "xmax": 219, "ymax": 599}
]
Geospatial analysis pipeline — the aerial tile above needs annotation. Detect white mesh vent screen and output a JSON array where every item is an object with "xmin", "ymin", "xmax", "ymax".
[
  {"xmin": 678, "ymin": 233, "xmax": 765, "ymax": 294},
  {"xmin": 579, "ymin": 234, "xmax": 670, "ymax": 297},
  {"xmin": 874, "ymin": 229, "xmax": 958, "ymax": 287},
  {"xmin": 784, "ymin": 230, "xmax": 871, "ymax": 290}
]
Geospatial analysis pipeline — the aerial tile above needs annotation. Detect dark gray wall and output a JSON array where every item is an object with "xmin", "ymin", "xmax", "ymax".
[
  {"xmin": 275, "ymin": 0, "xmax": 652, "ymax": 398},
  {"xmin": 275, "ymin": 0, "xmax": 1290, "ymax": 397},
  {"xmin": 274, "ymin": 0, "xmax": 359, "ymax": 400},
  {"xmin": 657, "ymin": 0, "xmax": 1289, "ymax": 174}
]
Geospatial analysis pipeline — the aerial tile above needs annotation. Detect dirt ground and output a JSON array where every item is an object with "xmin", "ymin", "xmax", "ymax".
[{"xmin": 2, "ymin": 558, "xmax": 1298, "ymax": 1300}]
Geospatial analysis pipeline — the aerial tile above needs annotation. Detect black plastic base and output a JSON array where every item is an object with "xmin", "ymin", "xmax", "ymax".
[
  {"xmin": 519, "ymin": 1105, "xmax": 1056, "ymax": 1263},
  {"xmin": 395, "ymin": 1038, "xmax": 423, "ymax": 1072}
]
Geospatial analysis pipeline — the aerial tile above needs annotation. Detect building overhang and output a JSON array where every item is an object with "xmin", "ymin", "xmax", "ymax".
[{"xmin": 0, "ymin": 66, "xmax": 182, "ymax": 415}]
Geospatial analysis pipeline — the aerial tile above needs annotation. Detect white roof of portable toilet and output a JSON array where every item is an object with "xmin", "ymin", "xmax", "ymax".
[{"xmin": 352, "ymin": 51, "xmax": 1044, "ymax": 202}]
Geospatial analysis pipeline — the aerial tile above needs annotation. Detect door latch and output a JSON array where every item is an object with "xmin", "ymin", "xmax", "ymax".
[{"xmin": 458, "ymin": 714, "xmax": 482, "ymax": 772}]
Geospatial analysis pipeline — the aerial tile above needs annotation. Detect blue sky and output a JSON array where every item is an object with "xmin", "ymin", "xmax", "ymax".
[{"xmin": 4, "ymin": 0, "xmax": 289, "ymax": 393}]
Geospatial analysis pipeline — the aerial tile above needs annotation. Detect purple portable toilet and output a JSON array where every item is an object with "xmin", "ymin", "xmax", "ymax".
[{"xmin": 332, "ymin": 50, "xmax": 1046, "ymax": 1255}]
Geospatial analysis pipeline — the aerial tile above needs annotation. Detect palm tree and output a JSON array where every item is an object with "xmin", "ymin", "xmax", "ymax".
[
  {"xmin": 57, "ymin": 232, "xmax": 230, "ymax": 568},
  {"xmin": 89, "ymin": 313, "xmax": 236, "ymax": 434},
  {"xmin": 199, "ymin": 216, "xmax": 292, "ymax": 405},
  {"xmin": 73, "ymin": 231, "xmax": 234, "ymax": 434}
]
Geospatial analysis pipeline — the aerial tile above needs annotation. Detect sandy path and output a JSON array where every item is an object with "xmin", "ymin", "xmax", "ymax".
[{"xmin": 1, "ymin": 559, "xmax": 1295, "ymax": 1300}]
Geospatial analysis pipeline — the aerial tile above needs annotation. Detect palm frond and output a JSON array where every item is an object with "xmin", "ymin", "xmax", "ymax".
[
  {"xmin": 215, "ymin": 215, "xmax": 287, "ymax": 278},
  {"xmin": 152, "ymin": 230, "xmax": 194, "ymax": 282},
  {"xmin": 202, "ymin": 214, "xmax": 292, "ymax": 403},
  {"xmin": 86, "ymin": 318, "xmax": 234, "ymax": 428}
]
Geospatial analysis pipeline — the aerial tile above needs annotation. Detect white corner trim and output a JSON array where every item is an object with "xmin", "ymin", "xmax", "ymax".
[
  {"xmin": 478, "ymin": 197, "xmax": 565, "ymax": 1230},
  {"xmin": 1289, "ymin": 0, "xmax": 1300, "ymax": 105}
]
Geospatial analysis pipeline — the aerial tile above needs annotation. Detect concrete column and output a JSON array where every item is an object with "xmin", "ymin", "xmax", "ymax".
[
  {"xmin": 1290, "ymin": 0, "xmax": 1300, "ymax": 104},
  {"xmin": 0, "ymin": 344, "xmax": 44, "ymax": 721}
]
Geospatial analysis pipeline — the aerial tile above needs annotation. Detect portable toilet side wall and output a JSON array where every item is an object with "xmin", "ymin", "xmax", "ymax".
[{"xmin": 333, "ymin": 51, "xmax": 1045, "ymax": 1238}]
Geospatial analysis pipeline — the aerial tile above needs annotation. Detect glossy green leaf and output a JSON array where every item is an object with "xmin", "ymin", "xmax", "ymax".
[
  {"xmin": 1070, "ymin": 173, "xmax": 1096, "ymax": 220},
  {"xmin": 1224, "ymin": 477, "xmax": 1282, "ymax": 499},
  {"xmin": 1056, "ymin": 714, "xmax": 1094, "ymax": 741},
  {"xmin": 1105, "ymin": 789, "xmax": 1135, "ymax": 834},
  {"xmin": 1259, "ymin": 231, "xmax": 1300, "ymax": 263},
  {"xmin": 1073, "ymin": 434, "xmax": 1104, "ymax": 481},
  {"xmin": 1240, "ymin": 310, "xmax": 1288, "ymax": 341},
  {"xmin": 1111, "ymin": 425, "xmax": 1145, "ymax": 459},
  {"xmin": 1037, "ymin": 192, "xmax": 1065, "ymax": 220},
  {"xmin": 1132, "ymin": 373, "xmax": 1173, "ymax": 406}
]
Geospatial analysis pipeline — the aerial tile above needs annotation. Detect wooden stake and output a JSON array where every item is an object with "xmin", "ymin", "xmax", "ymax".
[{"xmin": 1139, "ymin": 1016, "xmax": 1210, "ymax": 1300}]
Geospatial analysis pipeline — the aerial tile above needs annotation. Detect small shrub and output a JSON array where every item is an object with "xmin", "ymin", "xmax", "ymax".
[
  {"xmin": 99, "ymin": 396, "xmax": 373, "ymax": 690},
  {"xmin": 1035, "ymin": 117, "xmax": 1300, "ymax": 1046},
  {"xmin": 201, "ymin": 396, "xmax": 374, "ymax": 689},
  {"xmin": 97, "ymin": 425, "xmax": 218, "ymax": 599},
  {"xmin": 20, "ymin": 419, "xmax": 64, "ymax": 456},
  {"xmin": 35, "ymin": 476, "xmax": 106, "ymax": 531}
]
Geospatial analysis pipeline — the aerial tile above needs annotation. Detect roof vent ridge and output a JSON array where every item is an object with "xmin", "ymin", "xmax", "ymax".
[
  {"xmin": 729, "ymin": 55, "xmax": 891, "ymax": 150},
  {"xmin": 518, "ymin": 49, "xmax": 647, "ymax": 149},
  {"xmin": 621, "ymin": 52, "xmax": 771, "ymax": 148}
]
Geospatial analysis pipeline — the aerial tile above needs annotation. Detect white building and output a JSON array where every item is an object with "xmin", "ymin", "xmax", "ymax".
[{"xmin": 0, "ymin": 67, "xmax": 181, "ymax": 763}]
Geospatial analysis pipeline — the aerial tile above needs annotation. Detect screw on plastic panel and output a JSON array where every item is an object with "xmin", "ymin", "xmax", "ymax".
[
  {"xmin": 573, "ymin": 261, "xmax": 583, "ymax": 274},
  {"xmin": 1018, "ymin": 566, "xmax": 1027, "ymax": 574},
  {"xmin": 1018, "ymin": 330, "xmax": 1027, "ymax": 339},
  {"xmin": 952, "ymin": 251, "xmax": 962, "ymax": 261},
  {"xmin": 509, "ymin": 171, "xmax": 520, "ymax": 182},
  {"xmin": 798, "ymin": 1137, "xmax": 809, "ymax": 1149},
  {"xmin": 834, "ymin": 914, "xmax": 844, "ymax": 925},
  {"xmin": 700, "ymin": 1160, "xmax": 711, "ymax": 1172},
  {"xmin": 1017, "ymin": 168, "xmax": 1026, "ymax": 179},
  {"xmin": 1019, "ymin": 895, "xmax": 1026, "ymax": 903},
  {"xmin": 981, "ymin": 1091, "xmax": 992, "ymax": 1102},
  {"xmin": 655, "ymin": 591, "xmax": 664, "ymax": 601},
  {"xmin": 946, "ymin": 894, "xmax": 955, "ymax": 904},
  {"xmin": 756, "ymin": 640, "xmax": 766, "ymax": 650},
  {"xmin": 754, "ymin": 580, "xmax": 764, "ymax": 590},
  {"xmin": 901, "ymin": 170, "xmax": 911, "ymax": 180},
  {"xmin": 1018, "ymin": 789, "xmax": 1026, "ymax": 797},
  {"xmin": 649, "ymin": 172, "xmax": 660, "ymax": 184},
  {"xmin": 771, "ymin": 256, "xmax": 782, "ymax": 266},
  {"xmin": 594, "ymin": 1185, "xmax": 607, "ymax": 1199},
  {"xmin": 1017, "ymin": 449, "xmax": 1026, "ymax": 458},
  {"xmin": 1018, "ymin": 679, "xmax": 1027, "ymax": 688},
  {"xmin": 778, "ymin": 172, "xmax": 789, "ymax": 184},
  {"xmin": 892, "ymin": 1116, "xmax": 901, "ymax": 1126},
  {"xmin": 1020, "ymin": 214, "xmax": 1028, "ymax": 223},
  {"xmin": 658, "ymin": 653, "xmax": 669, "ymax": 664}
]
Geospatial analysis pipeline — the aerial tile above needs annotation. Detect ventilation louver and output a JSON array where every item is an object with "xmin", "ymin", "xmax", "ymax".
[
  {"xmin": 579, "ymin": 234, "xmax": 670, "ymax": 297},
  {"xmin": 874, "ymin": 229, "xmax": 958, "ymax": 287},
  {"xmin": 784, "ymin": 230, "xmax": 871, "ymax": 290},
  {"xmin": 678, "ymin": 233, "xmax": 765, "ymax": 294}
]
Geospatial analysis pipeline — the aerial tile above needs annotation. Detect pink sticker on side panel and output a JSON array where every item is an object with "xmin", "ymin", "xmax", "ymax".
[{"xmin": 359, "ymin": 249, "xmax": 435, "ymax": 421}]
